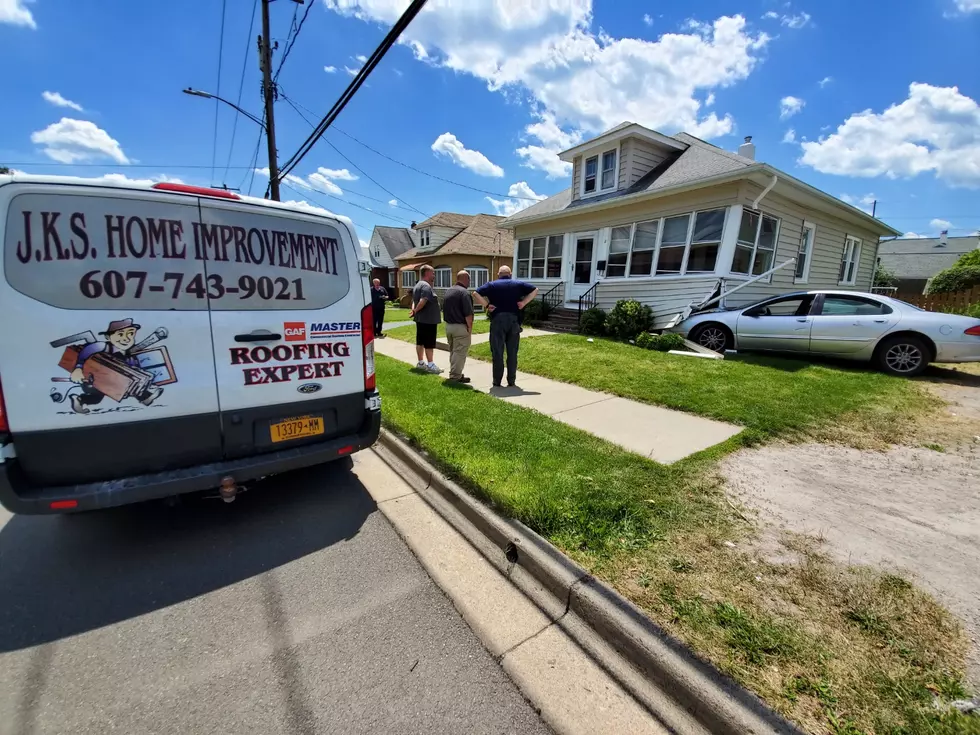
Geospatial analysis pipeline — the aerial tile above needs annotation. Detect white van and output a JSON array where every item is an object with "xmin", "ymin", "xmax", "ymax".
[{"xmin": 0, "ymin": 176, "xmax": 380, "ymax": 514}]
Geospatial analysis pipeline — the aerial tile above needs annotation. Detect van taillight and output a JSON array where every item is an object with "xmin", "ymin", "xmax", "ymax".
[
  {"xmin": 0, "ymin": 376, "xmax": 8, "ymax": 432},
  {"xmin": 361, "ymin": 304, "xmax": 376, "ymax": 391}
]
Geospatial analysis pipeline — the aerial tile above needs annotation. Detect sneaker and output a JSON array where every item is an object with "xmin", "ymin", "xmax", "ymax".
[
  {"xmin": 416, "ymin": 361, "xmax": 426, "ymax": 370},
  {"xmin": 507, "ymin": 381, "xmax": 517, "ymax": 388},
  {"xmin": 426, "ymin": 362, "xmax": 443, "ymax": 374},
  {"xmin": 458, "ymin": 376, "xmax": 472, "ymax": 384}
]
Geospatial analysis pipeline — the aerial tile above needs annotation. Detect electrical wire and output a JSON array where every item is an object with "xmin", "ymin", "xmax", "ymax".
[
  {"xmin": 277, "ymin": 0, "xmax": 429, "ymax": 180},
  {"xmin": 273, "ymin": 0, "xmax": 315, "ymax": 82},
  {"xmin": 242, "ymin": 107, "xmax": 267, "ymax": 195},
  {"xmin": 279, "ymin": 91, "xmax": 428, "ymax": 217},
  {"xmin": 210, "ymin": 0, "xmax": 228, "ymax": 187},
  {"xmin": 279, "ymin": 180, "xmax": 371, "ymax": 234},
  {"xmin": 279, "ymin": 179, "xmax": 412, "ymax": 225},
  {"xmin": 222, "ymin": 0, "xmax": 259, "ymax": 184}
]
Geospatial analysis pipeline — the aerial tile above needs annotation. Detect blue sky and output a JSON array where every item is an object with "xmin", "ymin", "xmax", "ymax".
[{"xmin": 2, "ymin": 0, "xmax": 979, "ymax": 245}]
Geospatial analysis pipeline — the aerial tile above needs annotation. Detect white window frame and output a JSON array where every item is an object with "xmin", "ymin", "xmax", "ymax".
[
  {"xmin": 419, "ymin": 228, "xmax": 430, "ymax": 249},
  {"xmin": 839, "ymin": 236, "xmax": 862, "ymax": 286},
  {"xmin": 516, "ymin": 234, "xmax": 563, "ymax": 279},
  {"xmin": 580, "ymin": 146, "xmax": 618, "ymax": 198},
  {"xmin": 794, "ymin": 220, "xmax": 815, "ymax": 284},
  {"xmin": 466, "ymin": 266, "xmax": 489, "ymax": 290},
  {"xmin": 601, "ymin": 207, "xmax": 727, "ymax": 279},
  {"xmin": 387, "ymin": 270, "xmax": 396, "ymax": 288},
  {"xmin": 400, "ymin": 269, "xmax": 418, "ymax": 288},
  {"xmin": 433, "ymin": 266, "xmax": 452, "ymax": 289},
  {"xmin": 730, "ymin": 209, "xmax": 781, "ymax": 282}
]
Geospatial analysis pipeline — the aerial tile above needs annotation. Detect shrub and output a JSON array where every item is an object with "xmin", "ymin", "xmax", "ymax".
[
  {"xmin": 605, "ymin": 299, "xmax": 654, "ymax": 341},
  {"xmin": 873, "ymin": 263, "xmax": 898, "ymax": 288},
  {"xmin": 522, "ymin": 299, "xmax": 550, "ymax": 323},
  {"xmin": 652, "ymin": 332, "xmax": 686, "ymax": 352},
  {"xmin": 579, "ymin": 307, "xmax": 607, "ymax": 336},
  {"xmin": 953, "ymin": 249, "xmax": 980, "ymax": 269},
  {"xmin": 635, "ymin": 332, "xmax": 656, "ymax": 349},
  {"xmin": 942, "ymin": 302, "xmax": 980, "ymax": 319},
  {"xmin": 926, "ymin": 265, "xmax": 980, "ymax": 294}
]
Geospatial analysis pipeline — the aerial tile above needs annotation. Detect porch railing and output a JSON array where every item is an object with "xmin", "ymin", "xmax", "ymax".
[
  {"xmin": 577, "ymin": 282, "xmax": 599, "ymax": 325},
  {"xmin": 542, "ymin": 281, "xmax": 564, "ymax": 310}
]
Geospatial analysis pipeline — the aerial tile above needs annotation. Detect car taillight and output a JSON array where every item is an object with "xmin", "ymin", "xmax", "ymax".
[
  {"xmin": 360, "ymin": 303, "xmax": 376, "ymax": 391},
  {"xmin": 0, "ymin": 376, "xmax": 8, "ymax": 432},
  {"xmin": 966, "ymin": 325, "xmax": 980, "ymax": 336}
]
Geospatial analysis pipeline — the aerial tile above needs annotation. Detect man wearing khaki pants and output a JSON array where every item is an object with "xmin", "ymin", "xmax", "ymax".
[{"xmin": 442, "ymin": 270, "xmax": 474, "ymax": 383}]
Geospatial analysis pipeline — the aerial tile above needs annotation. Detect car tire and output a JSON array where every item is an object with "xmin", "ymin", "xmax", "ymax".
[
  {"xmin": 875, "ymin": 334, "xmax": 930, "ymax": 377},
  {"xmin": 689, "ymin": 323, "xmax": 733, "ymax": 353}
]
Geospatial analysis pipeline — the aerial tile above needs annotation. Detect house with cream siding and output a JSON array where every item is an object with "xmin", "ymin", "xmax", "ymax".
[{"xmin": 500, "ymin": 122, "xmax": 901, "ymax": 328}]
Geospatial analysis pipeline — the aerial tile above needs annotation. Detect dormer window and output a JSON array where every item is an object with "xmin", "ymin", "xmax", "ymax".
[
  {"xmin": 419, "ymin": 228, "xmax": 430, "ymax": 248},
  {"xmin": 582, "ymin": 148, "xmax": 617, "ymax": 197}
]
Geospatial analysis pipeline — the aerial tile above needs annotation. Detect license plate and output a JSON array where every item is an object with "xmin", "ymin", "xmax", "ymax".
[{"xmin": 270, "ymin": 415, "xmax": 324, "ymax": 443}]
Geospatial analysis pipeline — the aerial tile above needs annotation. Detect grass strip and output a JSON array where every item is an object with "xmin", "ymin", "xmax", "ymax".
[{"xmin": 386, "ymin": 318, "xmax": 491, "ymax": 343}]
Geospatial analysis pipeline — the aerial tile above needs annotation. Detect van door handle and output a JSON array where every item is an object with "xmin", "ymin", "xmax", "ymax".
[{"xmin": 234, "ymin": 331, "xmax": 282, "ymax": 343}]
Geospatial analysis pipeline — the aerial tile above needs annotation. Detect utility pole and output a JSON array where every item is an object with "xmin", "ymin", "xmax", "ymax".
[{"xmin": 258, "ymin": 0, "xmax": 281, "ymax": 201}]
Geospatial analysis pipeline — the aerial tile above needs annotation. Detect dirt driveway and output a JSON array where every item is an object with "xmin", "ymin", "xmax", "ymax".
[{"xmin": 722, "ymin": 365, "xmax": 980, "ymax": 684}]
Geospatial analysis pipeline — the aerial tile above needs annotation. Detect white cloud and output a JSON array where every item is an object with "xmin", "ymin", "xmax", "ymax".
[
  {"xmin": 322, "ymin": 2, "xmax": 771, "ymax": 159},
  {"xmin": 955, "ymin": 0, "xmax": 980, "ymax": 12},
  {"xmin": 515, "ymin": 111, "xmax": 580, "ymax": 178},
  {"xmin": 42, "ymin": 91, "xmax": 83, "ymax": 112},
  {"xmin": 359, "ymin": 238, "xmax": 369, "ymax": 249},
  {"xmin": 780, "ymin": 95, "xmax": 805, "ymax": 120},
  {"xmin": 818, "ymin": 75, "xmax": 833, "ymax": 88},
  {"xmin": 642, "ymin": 13, "xmax": 653, "ymax": 26},
  {"xmin": 315, "ymin": 167, "xmax": 358, "ymax": 181},
  {"xmin": 704, "ymin": 92, "xmax": 716, "ymax": 107},
  {"xmin": 0, "ymin": 0, "xmax": 36, "ymax": 28},
  {"xmin": 781, "ymin": 12, "xmax": 811, "ymax": 28},
  {"xmin": 388, "ymin": 198, "xmax": 398, "ymax": 206},
  {"xmin": 486, "ymin": 181, "xmax": 547, "ymax": 217},
  {"xmin": 355, "ymin": 54, "xmax": 368, "ymax": 63},
  {"xmin": 431, "ymin": 132, "xmax": 504, "ymax": 177},
  {"xmin": 930, "ymin": 218, "xmax": 953, "ymax": 230},
  {"xmin": 782, "ymin": 128, "xmax": 796, "ymax": 144},
  {"xmin": 799, "ymin": 83, "xmax": 980, "ymax": 187},
  {"xmin": 840, "ymin": 192, "xmax": 877, "ymax": 213},
  {"xmin": 254, "ymin": 167, "xmax": 346, "ymax": 196},
  {"xmin": 31, "ymin": 118, "xmax": 129, "ymax": 164},
  {"xmin": 324, "ymin": 65, "xmax": 337, "ymax": 73},
  {"xmin": 89, "ymin": 172, "xmax": 184, "ymax": 187},
  {"xmin": 344, "ymin": 65, "xmax": 361, "ymax": 76},
  {"xmin": 762, "ymin": 11, "xmax": 780, "ymax": 19}
]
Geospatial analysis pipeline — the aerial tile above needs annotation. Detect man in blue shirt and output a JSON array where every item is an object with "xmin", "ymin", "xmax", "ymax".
[{"xmin": 474, "ymin": 265, "xmax": 538, "ymax": 387}]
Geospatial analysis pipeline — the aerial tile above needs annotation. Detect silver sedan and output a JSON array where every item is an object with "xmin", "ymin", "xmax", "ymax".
[{"xmin": 673, "ymin": 290, "xmax": 980, "ymax": 377}]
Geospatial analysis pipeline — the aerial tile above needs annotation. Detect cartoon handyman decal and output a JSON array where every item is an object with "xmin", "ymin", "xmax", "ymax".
[{"xmin": 50, "ymin": 319, "xmax": 177, "ymax": 414}]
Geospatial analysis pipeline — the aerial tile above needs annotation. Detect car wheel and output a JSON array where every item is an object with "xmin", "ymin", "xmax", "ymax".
[
  {"xmin": 689, "ymin": 323, "xmax": 732, "ymax": 353},
  {"xmin": 876, "ymin": 335, "xmax": 929, "ymax": 377}
]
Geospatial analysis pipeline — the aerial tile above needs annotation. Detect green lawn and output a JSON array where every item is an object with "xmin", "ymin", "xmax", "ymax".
[
  {"xmin": 386, "ymin": 318, "xmax": 491, "ymax": 342},
  {"xmin": 471, "ymin": 334, "xmax": 937, "ymax": 447},
  {"xmin": 376, "ymin": 354, "xmax": 973, "ymax": 734},
  {"xmin": 381, "ymin": 306, "xmax": 413, "ymax": 322}
]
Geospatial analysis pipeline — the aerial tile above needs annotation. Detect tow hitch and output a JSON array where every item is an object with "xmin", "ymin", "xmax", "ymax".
[{"xmin": 219, "ymin": 476, "xmax": 239, "ymax": 503}]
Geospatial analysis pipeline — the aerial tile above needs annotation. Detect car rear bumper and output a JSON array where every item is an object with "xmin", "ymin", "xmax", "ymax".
[
  {"xmin": 0, "ymin": 408, "xmax": 381, "ymax": 515},
  {"xmin": 934, "ymin": 342, "xmax": 980, "ymax": 363}
]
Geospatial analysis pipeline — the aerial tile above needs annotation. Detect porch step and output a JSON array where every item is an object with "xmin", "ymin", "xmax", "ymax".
[{"xmin": 532, "ymin": 306, "xmax": 581, "ymax": 334}]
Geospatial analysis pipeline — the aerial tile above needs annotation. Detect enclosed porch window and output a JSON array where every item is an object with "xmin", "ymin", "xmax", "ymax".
[{"xmin": 517, "ymin": 235, "xmax": 562, "ymax": 278}]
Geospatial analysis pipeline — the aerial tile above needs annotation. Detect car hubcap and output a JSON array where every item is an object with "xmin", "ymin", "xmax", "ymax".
[
  {"xmin": 885, "ymin": 344, "xmax": 922, "ymax": 373},
  {"xmin": 698, "ymin": 327, "xmax": 726, "ymax": 352}
]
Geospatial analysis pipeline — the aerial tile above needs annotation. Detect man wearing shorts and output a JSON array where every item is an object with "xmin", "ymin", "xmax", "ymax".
[{"xmin": 410, "ymin": 264, "xmax": 443, "ymax": 374}]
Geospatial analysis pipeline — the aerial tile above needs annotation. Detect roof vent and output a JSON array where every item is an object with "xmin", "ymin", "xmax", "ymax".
[
  {"xmin": 937, "ymin": 230, "xmax": 948, "ymax": 247},
  {"xmin": 738, "ymin": 136, "xmax": 756, "ymax": 160}
]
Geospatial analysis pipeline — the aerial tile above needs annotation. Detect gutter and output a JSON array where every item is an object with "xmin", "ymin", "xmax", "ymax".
[{"xmin": 752, "ymin": 173, "xmax": 777, "ymax": 209}]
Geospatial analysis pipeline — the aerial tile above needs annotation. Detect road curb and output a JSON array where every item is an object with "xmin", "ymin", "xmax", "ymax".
[{"xmin": 377, "ymin": 429, "xmax": 804, "ymax": 735}]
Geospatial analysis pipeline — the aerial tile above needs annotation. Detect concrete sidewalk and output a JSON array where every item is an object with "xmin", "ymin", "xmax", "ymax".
[{"xmin": 375, "ymin": 337, "xmax": 740, "ymax": 464}]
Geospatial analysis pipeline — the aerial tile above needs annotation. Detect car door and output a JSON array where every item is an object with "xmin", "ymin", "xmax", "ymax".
[
  {"xmin": 735, "ymin": 294, "xmax": 816, "ymax": 352},
  {"xmin": 808, "ymin": 294, "xmax": 897, "ymax": 355},
  {"xmin": 198, "ymin": 199, "xmax": 368, "ymax": 460},
  {"xmin": 0, "ymin": 183, "xmax": 223, "ymax": 486}
]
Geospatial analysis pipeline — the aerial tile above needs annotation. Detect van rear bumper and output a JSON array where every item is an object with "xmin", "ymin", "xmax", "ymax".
[{"xmin": 0, "ymin": 409, "xmax": 381, "ymax": 516}]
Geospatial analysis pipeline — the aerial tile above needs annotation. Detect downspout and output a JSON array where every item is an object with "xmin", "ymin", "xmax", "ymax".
[{"xmin": 752, "ymin": 173, "xmax": 778, "ymax": 210}]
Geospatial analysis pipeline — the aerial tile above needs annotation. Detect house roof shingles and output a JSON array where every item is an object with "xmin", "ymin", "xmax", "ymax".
[
  {"xmin": 415, "ymin": 212, "xmax": 477, "ymax": 230},
  {"xmin": 877, "ymin": 236, "xmax": 979, "ymax": 279},
  {"xmin": 396, "ymin": 213, "xmax": 513, "ymax": 261},
  {"xmin": 372, "ymin": 225, "xmax": 416, "ymax": 268}
]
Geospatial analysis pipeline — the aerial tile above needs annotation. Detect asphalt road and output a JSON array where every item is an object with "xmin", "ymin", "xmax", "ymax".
[{"xmin": 0, "ymin": 457, "xmax": 549, "ymax": 735}]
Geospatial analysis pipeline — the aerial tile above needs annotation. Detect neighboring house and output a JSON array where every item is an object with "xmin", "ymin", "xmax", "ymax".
[
  {"xmin": 876, "ymin": 235, "xmax": 979, "ymax": 294},
  {"xmin": 393, "ymin": 212, "xmax": 514, "ymax": 303},
  {"xmin": 367, "ymin": 225, "xmax": 418, "ymax": 291},
  {"xmin": 499, "ymin": 122, "xmax": 901, "ymax": 328}
]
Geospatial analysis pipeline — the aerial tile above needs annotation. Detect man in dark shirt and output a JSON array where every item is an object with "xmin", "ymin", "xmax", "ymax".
[
  {"xmin": 442, "ymin": 270, "xmax": 474, "ymax": 383},
  {"xmin": 410, "ymin": 265, "xmax": 443, "ymax": 374},
  {"xmin": 370, "ymin": 278, "xmax": 389, "ymax": 337},
  {"xmin": 474, "ymin": 265, "xmax": 538, "ymax": 387}
]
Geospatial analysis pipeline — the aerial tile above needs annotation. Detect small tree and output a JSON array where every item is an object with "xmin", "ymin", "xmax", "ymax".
[
  {"xmin": 605, "ymin": 299, "xmax": 654, "ymax": 341},
  {"xmin": 873, "ymin": 262, "xmax": 898, "ymax": 288}
]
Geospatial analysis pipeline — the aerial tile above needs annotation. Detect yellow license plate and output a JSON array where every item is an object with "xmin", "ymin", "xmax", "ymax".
[{"xmin": 270, "ymin": 416, "xmax": 324, "ymax": 443}]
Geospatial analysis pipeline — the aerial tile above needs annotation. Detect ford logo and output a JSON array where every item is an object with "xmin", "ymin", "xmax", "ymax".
[{"xmin": 297, "ymin": 383, "xmax": 322, "ymax": 394}]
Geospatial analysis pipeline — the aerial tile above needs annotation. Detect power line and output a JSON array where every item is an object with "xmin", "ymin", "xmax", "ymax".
[
  {"xmin": 279, "ymin": 180, "xmax": 401, "ymax": 232},
  {"xmin": 211, "ymin": 0, "xmax": 228, "ymax": 186},
  {"xmin": 279, "ymin": 91, "xmax": 429, "ymax": 217},
  {"xmin": 333, "ymin": 125, "xmax": 544, "ymax": 201},
  {"xmin": 223, "ymin": 0, "xmax": 259, "ymax": 184},
  {"xmin": 278, "ymin": 0, "xmax": 429, "ymax": 180},
  {"xmin": 273, "ymin": 0, "xmax": 314, "ymax": 82}
]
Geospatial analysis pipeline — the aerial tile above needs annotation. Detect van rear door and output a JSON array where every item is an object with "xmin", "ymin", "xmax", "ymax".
[
  {"xmin": 0, "ymin": 183, "xmax": 224, "ymax": 486},
  {"xmin": 197, "ymin": 200, "xmax": 368, "ymax": 460}
]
